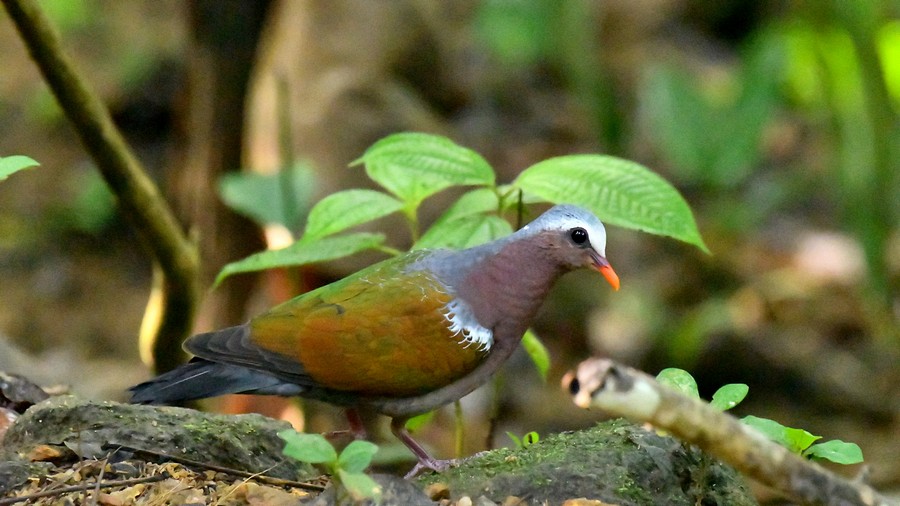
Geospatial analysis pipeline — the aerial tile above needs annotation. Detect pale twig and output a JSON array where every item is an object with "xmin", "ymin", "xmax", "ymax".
[{"xmin": 562, "ymin": 358, "xmax": 898, "ymax": 506}]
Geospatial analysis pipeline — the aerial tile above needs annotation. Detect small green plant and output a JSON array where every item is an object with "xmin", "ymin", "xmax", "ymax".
[
  {"xmin": 507, "ymin": 430, "xmax": 540, "ymax": 449},
  {"xmin": 279, "ymin": 429, "xmax": 382, "ymax": 504},
  {"xmin": 655, "ymin": 368, "xmax": 864, "ymax": 465}
]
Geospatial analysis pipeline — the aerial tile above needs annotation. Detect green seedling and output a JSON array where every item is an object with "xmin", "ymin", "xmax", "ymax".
[
  {"xmin": 656, "ymin": 368, "xmax": 863, "ymax": 465},
  {"xmin": 279, "ymin": 429, "xmax": 382, "ymax": 504},
  {"xmin": 507, "ymin": 430, "xmax": 540, "ymax": 449}
]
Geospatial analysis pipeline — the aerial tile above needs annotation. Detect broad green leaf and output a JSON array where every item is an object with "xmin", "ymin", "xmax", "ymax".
[
  {"xmin": 741, "ymin": 416, "xmax": 821, "ymax": 454},
  {"xmin": 415, "ymin": 213, "xmax": 513, "ymax": 250},
  {"xmin": 337, "ymin": 440, "xmax": 379, "ymax": 473},
  {"xmin": 351, "ymin": 132, "xmax": 495, "ymax": 208},
  {"xmin": 521, "ymin": 329, "xmax": 550, "ymax": 381},
  {"xmin": 710, "ymin": 383, "xmax": 749, "ymax": 411},
  {"xmin": 338, "ymin": 469, "xmax": 382, "ymax": 502},
  {"xmin": 414, "ymin": 188, "xmax": 502, "ymax": 249},
  {"xmin": 303, "ymin": 189, "xmax": 403, "ymax": 240},
  {"xmin": 0, "ymin": 155, "xmax": 40, "ymax": 181},
  {"xmin": 655, "ymin": 368, "xmax": 699, "ymax": 398},
  {"xmin": 278, "ymin": 430, "xmax": 337, "ymax": 464},
  {"xmin": 803, "ymin": 440, "xmax": 864, "ymax": 465},
  {"xmin": 496, "ymin": 183, "xmax": 544, "ymax": 213},
  {"xmin": 513, "ymin": 155, "xmax": 709, "ymax": 253},
  {"xmin": 435, "ymin": 188, "xmax": 501, "ymax": 222},
  {"xmin": 215, "ymin": 233, "xmax": 385, "ymax": 285},
  {"xmin": 218, "ymin": 162, "xmax": 315, "ymax": 230}
]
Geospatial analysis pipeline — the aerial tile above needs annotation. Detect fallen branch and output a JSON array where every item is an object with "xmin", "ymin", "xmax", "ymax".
[
  {"xmin": 1, "ymin": 0, "xmax": 200, "ymax": 373},
  {"xmin": 562, "ymin": 358, "xmax": 897, "ymax": 506},
  {"xmin": 102, "ymin": 443, "xmax": 326, "ymax": 492}
]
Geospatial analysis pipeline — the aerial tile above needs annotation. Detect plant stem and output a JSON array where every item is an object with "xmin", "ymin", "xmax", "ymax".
[{"xmin": 454, "ymin": 399, "xmax": 465, "ymax": 458}]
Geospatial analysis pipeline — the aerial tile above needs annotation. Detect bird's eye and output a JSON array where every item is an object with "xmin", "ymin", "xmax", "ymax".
[{"xmin": 570, "ymin": 227, "xmax": 588, "ymax": 245}]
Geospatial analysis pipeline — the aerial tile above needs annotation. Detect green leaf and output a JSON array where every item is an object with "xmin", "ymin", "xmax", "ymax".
[
  {"xmin": 782, "ymin": 427, "xmax": 822, "ymax": 454},
  {"xmin": 656, "ymin": 368, "xmax": 700, "ymax": 398},
  {"xmin": 405, "ymin": 411, "xmax": 435, "ymax": 432},
  {"xmin": 303, "ymin": 189, "xmax": 403, "ymax": 240},
  {"xmin": 278, "ymin": 430, "xmax": 337, "ymax": 465},
  {"xmin": 522, "ymin": 431, "xmax": 540, "ymax": 446},
  {"xmin": 521, "ymin": 329, "xmax": 550, "ymax": 381},
  {"xmin": 512, "ymin": 155, "xmax": 709, "ymax": 253},
  {"xmin": 741, "ymin": 416, "xmax": 821, "ymax": 454},
  {"xmin": 0, "ymin": 155, "xmax": 40, "ymax": 181},
  {"xmin": 337, "ymin": 440, "xmax": 379, "ymax": 473},
  {"xmin": 803, "ymin": 440, "xmax": 864, "ymax": 465},
  {"xmin": 415, "ymin": 213, "xmax": 513, "ymax": 250},
  {"xmin": 337, "ymin": 469, "xmax": 382, "ymax": 503},
  {"xmin": 435, "ymin": 188, "xmax": 501, "ymax": 222},
  {"xmin": 710, "ymin": 383, "xmax": 749, "ymax": 411},
  {"xmin": 351, "ymin": 132, "xmax": 495, "ymax": 209},
  {"xmin": 215, "ymin": 233, "xmax": 385, "ymax": 285},
  {"xmin": 414, "ymin": 188, "xmax": 503, "ymax": 249},
  {"xmin": 507, "ymin": 430, "xmax": 540, "ymax": 449},
  {"xmin": 741, "ymin": 416, "xmax": 788, "ymax": 444},
  {"xmin": 218, "ymin": 162, "xmax": 315, "ymax": 230}
]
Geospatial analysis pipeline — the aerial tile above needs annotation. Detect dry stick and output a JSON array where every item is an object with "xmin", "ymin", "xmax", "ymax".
[
  {"xmin": 562, "ymin": 358, "xmax": 898, "ymax": 506},
  {"xmin": 103, "ymin": 444, "xmax": 326, "ymax": 492},
  {"xmin": 1, "ymin": 0, "xmax": 200, "ymax": 374},
  {"xmin": 0, "ymin": 473, "xmax": 171, "ymax": 506}
]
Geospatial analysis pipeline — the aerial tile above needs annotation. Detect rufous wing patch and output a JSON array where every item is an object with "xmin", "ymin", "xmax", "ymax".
[{"xmin": 249, "ymin": 267, "xmax": 487, "ymax": 396}]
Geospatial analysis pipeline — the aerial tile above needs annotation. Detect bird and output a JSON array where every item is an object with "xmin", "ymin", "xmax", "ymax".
[{"xmin": 130, "ymin": 204, "xmax": 619, "ymax": 475}]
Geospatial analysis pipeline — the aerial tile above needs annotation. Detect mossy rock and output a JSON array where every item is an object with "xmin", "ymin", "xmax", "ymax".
[
  {"xmin": 417, "ymin": 419, "xmax": 757, "ymax": 505},
  {"xmin": 1, "ymin": 395, "xmax": 316, "ymax": 482}
]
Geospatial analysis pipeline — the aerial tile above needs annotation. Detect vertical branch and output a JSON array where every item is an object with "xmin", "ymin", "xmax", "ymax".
[{"xmin": 2, "ymin": 0, "xmax": 201, "ymax": 373}]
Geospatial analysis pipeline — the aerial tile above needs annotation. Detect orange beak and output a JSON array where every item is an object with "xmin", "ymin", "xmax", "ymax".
[
  {"xmin": 598, "ymin": 264, "xmax": 620, "ymax": 291},
  {"xmin": 589, "ymin": 252, "xmax": 620, "ymax": 291}
]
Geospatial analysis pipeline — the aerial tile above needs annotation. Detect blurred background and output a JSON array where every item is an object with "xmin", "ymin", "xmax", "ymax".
[{"xmin": 0, "ymin": 0, "xmax": 898, "ymax": 500}]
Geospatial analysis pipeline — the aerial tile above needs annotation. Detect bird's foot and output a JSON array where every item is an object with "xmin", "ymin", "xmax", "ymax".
[
  {"xmin": 403, "ymin": 451, "xmax": 490, "ymax": 479},
  {"xmin": 403, "ymin": 457, "xmax": 458, "ymax": 479}
]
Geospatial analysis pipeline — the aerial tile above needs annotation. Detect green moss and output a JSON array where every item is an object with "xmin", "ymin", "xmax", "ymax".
[{"xmin": 417, "ymin": 419, "xmax": 756, "ymax": 505}]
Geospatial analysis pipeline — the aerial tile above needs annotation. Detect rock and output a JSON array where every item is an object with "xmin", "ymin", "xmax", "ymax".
[
  {"xmin": 303, "ymin": 473, "xmax": 434, "ymax": 506},
  {"xmin": 0, "ymin": 460, "xmax": 54, "ymax": 496},
  {"xmin": 417, "ymin": 419, "xmax": 758, "ymax": 506},
  {"xmin": 1, "ymin": 395, "xmax": 316, "ymax": 481}
]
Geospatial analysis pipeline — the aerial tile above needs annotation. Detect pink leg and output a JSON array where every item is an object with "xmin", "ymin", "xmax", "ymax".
[{"xmin": 390, "ymin": 417, "xmax": 459, "ymax": 479}]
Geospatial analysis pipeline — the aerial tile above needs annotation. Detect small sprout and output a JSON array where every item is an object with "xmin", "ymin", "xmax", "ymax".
[
  {"xmin": 507, "ymin": 431, "xmax": 540, "ymax": 449},
  {"xmin": 278, "ymin": 429, "xmax": 383, "ymax": 503}
]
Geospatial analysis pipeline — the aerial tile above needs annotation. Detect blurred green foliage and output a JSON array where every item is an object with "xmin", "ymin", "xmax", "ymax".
[
  {"xmin": 218, "ymin": 162, "xmax": 315, "ymax": 234},
  {"xmin": 475, "ymin": 0, "xmax": 899, "ymax": 358}
]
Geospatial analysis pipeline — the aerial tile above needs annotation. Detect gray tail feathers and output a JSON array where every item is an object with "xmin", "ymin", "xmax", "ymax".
[{"xmin": 129, "ymin": 358, "xmax": 306, "ymax": 405}]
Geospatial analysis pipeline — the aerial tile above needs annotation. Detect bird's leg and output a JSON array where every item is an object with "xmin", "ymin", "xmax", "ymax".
[
  {"xmin": 390, "ymin": 417, "xmax": 459, "ymax": 479},
  {"xmin": 324, "ymin": 408, "xmax": 367, "ymax": 441}
]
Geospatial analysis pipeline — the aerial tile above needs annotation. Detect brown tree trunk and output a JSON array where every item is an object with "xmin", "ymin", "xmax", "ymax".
[{"xmin": 169, "ymin": 0, "xmax": 272, "ymax": 333}]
